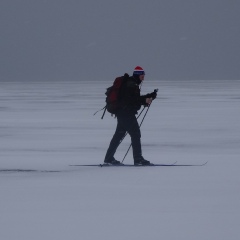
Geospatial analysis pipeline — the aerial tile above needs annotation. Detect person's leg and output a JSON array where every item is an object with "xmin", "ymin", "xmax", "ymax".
[
  {"xmin": 104, "ymin": 119, "xmax": 126, "ymax": 163},
  {"xmin": 124, "ymin": 114, "xmax": 151, "ymax": 165}
]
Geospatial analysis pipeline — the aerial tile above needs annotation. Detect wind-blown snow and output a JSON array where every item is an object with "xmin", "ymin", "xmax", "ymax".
[{"xmin": 1, "ymin": 79, "xmax": 240, "ymax": 240}]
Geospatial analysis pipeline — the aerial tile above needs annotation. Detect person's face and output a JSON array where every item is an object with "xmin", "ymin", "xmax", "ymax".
[{"xmin": 139, "ymin": 75, "xmax": 145, "ymax": 81}]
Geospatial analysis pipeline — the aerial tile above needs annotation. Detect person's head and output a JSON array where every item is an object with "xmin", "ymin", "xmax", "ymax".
[{"xmin": 133, "ymin": 66, "xmax": 145, "ymax": 84}]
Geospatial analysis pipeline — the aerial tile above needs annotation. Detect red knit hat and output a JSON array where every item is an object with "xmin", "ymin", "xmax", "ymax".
[{"xmin": 133, "ymin": 66, "xmax": 145, "ymax": 76}]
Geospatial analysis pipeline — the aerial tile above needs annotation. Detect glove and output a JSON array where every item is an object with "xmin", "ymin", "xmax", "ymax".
[{"xmin": 149, "ymin": 91, "xmax": 157, "ymax": 100}]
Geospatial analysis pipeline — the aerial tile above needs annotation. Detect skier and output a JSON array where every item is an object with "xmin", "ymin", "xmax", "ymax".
[{"xmin": 104, "ymin": 66, "xmax": 157, "ymax": 165}]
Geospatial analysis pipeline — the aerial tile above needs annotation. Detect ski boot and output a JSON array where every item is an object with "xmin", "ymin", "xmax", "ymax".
[
  {"xmin": 104, "ymin": 157, "xmax": 122, "ymax": 165},
  {"xmin": 134, "ymin": 156, "xmax": 151, "ymax": 166}
]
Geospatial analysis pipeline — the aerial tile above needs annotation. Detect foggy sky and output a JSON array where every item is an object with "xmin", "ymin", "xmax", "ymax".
[{"xmin": 1, "ymin": 0, "xmax": 240, "ymax": 81}]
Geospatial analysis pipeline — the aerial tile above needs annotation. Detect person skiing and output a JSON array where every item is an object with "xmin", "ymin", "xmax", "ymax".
[{"xmin": 104, "ymin": 66, "xmax": 157, "ymax": 165}]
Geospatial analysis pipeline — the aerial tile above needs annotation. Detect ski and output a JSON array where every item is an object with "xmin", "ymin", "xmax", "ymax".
[
  {"xmin": 102, "ymin": 161, "xmax": 178, "ymax": 167},
  {"xmin": 69, "ymin": 161, "xmax": 208, "ymax": 167},
  {"xmin": 100, "ymin": 161, "xmax": 207, "ymax": 167},
  {"xmin": 69, "ymin": 162, "xmax": 177, "ymax": 167}
]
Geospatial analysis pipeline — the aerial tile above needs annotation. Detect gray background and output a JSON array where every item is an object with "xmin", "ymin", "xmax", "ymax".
[{"xmin": 1, "ymin": 0, "xmax": 239, "ymax": 81}]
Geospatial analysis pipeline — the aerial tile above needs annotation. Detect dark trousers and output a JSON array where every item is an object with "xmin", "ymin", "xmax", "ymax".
[{"xmin": 104, "ymin": 111, "xmax": 142, "ymax": 161}]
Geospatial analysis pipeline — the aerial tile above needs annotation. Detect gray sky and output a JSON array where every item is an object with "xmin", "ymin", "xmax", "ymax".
[{"xmin": 1, "ymin": 0, "xmax": 240, "ymax": 81}]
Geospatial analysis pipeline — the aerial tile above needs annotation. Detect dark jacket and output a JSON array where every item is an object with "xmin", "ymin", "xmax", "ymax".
[{"xmin": 118, "ymin": 76, "xmax": 147, "ymax": 114}]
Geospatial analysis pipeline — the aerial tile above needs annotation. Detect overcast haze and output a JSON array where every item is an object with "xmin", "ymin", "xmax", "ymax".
[{"xmin": 1, "ymin": 0, "xmax": 240, "ymax": 81}]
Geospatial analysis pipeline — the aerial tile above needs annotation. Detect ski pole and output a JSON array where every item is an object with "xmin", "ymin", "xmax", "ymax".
[{"xmin": 121, "ymin": 89, "xmax": 158, "ymax": 163}]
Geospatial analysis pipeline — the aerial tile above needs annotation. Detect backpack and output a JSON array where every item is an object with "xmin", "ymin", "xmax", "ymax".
[{"xmin": 102, "ymin": 73, "xmax": 129, "ymax": 118}]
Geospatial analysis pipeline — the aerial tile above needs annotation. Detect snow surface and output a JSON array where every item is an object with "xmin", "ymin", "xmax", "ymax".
[{"xmin": 1, "ymin": 79, "xmax": 240, "ymax": 240}]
